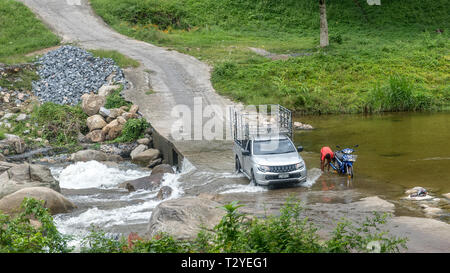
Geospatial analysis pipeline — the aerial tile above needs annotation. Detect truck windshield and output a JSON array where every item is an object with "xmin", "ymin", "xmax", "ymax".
[{"xmin": 253, "ymin": 139, "xmax": 296, "ymax": 155}]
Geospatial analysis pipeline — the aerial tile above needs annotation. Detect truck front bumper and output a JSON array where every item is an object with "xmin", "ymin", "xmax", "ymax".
[{"xmin": 254, "ymin": 168, "xmax": 307, "ymax": 186}]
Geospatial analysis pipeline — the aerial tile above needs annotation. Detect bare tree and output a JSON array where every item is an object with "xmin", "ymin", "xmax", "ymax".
[{"xmin": 319, "ymin": 0, "xmax": 329, "ymax": 47}]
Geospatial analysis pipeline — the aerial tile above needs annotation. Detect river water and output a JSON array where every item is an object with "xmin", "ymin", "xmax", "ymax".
[{"xmin": 49, "ymin": 112, "xmax": 450, "ymax": 244}]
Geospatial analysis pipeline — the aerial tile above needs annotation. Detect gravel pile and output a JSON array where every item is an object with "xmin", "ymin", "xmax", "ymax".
[{"xmin": 32, "ymin": 46, "xmax": 127, "ymax": 105}]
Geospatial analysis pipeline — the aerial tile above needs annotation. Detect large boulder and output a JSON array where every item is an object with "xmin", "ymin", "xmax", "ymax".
[
  {"xmin": 156, "ymin": 186, "xmax": 172, "ymax": 200},
  {"xmin": 81, "ymin": 93, "xmax": 106, "ymax": 116},
  {"xmin": 0, "ymin": 162, "xmax": 60, "ymax": 198},
  {"xmin": 102, "ymin": 119, "xmax": 123, "ymax": 140},
  {"xmin": 0, "ymin": 134, "xmax": 26, "ymax": 154},
  {"xmin": 119, "ymin": 173, "xmax": 165, "ymax": 192},
  {"xmin": 86, "ymin": 115, "xmax": 107, "ymax": 131},
  {"xmin": 0, "ymin": 187, "xmax": 75, "ymax": 216},
  {"xmin": 130, "ymin": 144, "xmax": 148, "ymax": 159},
  {"xmin": 132, "ymin": 149, "xmax": 160, "ymax": 166},
  {"xmin": 85, "ymin": 130, "xmax": 105, "ymax": 143},
  {"xmin": 151, "ymin": 164, "xmax": 174, "ymax": 175},
  {"xmin": 70, "ymin": 149, "xmax": 122, "ymax": 162},
  {"xmin": 98, "ymin": 84, "xmax": 120, "ymax": 97},
  {"xmin": 147, "ymin": 197, "xmax": 225, "ymax": 241}
]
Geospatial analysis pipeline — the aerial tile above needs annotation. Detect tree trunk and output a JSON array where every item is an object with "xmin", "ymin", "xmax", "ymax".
[{"xmin": 319, "ymin": 0, "xmax": 329, "ymax": 47}]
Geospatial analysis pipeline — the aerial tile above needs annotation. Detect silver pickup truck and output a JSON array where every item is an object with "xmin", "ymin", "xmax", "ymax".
[{"xmin": 231, "ymin": 105, "xmax": 307, "ymax": 187}]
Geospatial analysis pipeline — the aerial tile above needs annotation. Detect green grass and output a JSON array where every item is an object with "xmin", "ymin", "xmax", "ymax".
[
  {"xmin": 0, "ymin": 129, "xmax": 5, "ymax": 140},
  {"xmin": 90, "ymin": 0, "xmax": 450, "ymax": 114},
  {"xmin": 89, "ymin": 49, "xmax": 140, "ymax": 68},
  {"xmin": 0, "ymin": 0, "xmax": 60, "ymax": 64},
  {"xmin": 104, "ymin": 85, "xmax": 132, "ymax": 109}
]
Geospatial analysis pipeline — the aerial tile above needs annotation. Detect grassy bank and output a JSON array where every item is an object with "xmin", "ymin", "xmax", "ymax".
[
  {"xmin": 90, "ymin": 0, "xmax": 450, "ymax": 114},
  {"xmin": 0, "ymin": 0, "xmax": 60, "ymax": 64}
]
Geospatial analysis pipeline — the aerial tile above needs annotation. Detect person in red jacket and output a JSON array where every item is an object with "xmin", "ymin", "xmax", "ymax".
[{"xmin": 320, "ymin": 146, "xmax": 334, "ymax": 172}]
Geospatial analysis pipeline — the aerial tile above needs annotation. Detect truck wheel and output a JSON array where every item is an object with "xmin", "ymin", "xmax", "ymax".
[
  {"xmin": 235, "ymin": 157, "xmax": 241, "ymax": 173},
  {"xmin": 250, "ymin": 170, "xmax": 258, "ymax": 186}
]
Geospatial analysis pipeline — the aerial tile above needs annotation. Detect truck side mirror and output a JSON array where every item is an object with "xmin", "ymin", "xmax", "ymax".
[
  {"xmin": 297, "ymin": 146, "xmax": 303, "ymax": 152},
  {"xmin": 242, "ymin": 150, "xmax": 250, "ymax": 156}
]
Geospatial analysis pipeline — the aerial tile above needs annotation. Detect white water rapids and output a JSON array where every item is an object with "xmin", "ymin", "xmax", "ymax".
[{"xmin": 49, "ymin": 158, "xmax": 320, "ymax": 249}]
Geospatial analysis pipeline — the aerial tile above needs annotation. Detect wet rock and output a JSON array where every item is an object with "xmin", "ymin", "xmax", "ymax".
[
  {"xmin": 85, "ymin": 130, "xmax": 105, "ymax": 143},
  {"xmin": 119, "ymin": 173, "xmax": 165, "ymax": 192},
  {"xmin": 86, "ymin": 115, "xmax": 107, "ymax": 131},
  {"xmin": 151, "ymin": 164, "xmax": 174, "ymax": 175},
  {"xmin": 0, "ymin": 162, "xmax": 60, "ymax": 198},
  {"xmin": 137, "ymin": 138, "xmax": 151, "ymax": 145},
  {"xmin": 443, "ymin": 193, "xmax": 450, "ymax": 199},
  {"xmin": 420, "ymin": 204, "xmax": 444, "ymax": 216},
  {"xmin": 132, "ymin": 148, "xmax": 160, "ymax": 166},
  {"xmin": 81, "ymin": 93, "xmax": 106, "ymax": 116},
  {"xmin": 148, "ymin": 158, "xmax": 162, "ymax": 169},
  {"xmin": 0, "ymin": 187, "xmax": 76, "ymax": 216},
  {"xmin": 0, "ymin": 154, "xmax": 5, "ymax": 161},
  {"xmin": 294, "ymin": 121, "xmax": 314, "ymax": 130},
  {"xmin": 130, "ymin": 144, "xmax": 148, "ymax": 159},
  {"xmin": 147, "ymin": 196, "xmax": 226, "ymax": 241},
  {"xmin": 405, "ymin": 187, "xmax": 428, "ymax": 196},
  {"xmin": 156, "ymin": 186, "xmax": 172, "ymax": 200},
  {"xmin": 99, "ymin": 142, "xmax": 138, "ymax": 158},
  {"xmin": 70, "ymin": 149, "xmax": 122, "ymax": 162}
]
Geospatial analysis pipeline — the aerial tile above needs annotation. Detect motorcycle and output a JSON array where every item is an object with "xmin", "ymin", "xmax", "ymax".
[{"xmin": 330, "ymin": 145, "xmax": 358, "ymax": 178}]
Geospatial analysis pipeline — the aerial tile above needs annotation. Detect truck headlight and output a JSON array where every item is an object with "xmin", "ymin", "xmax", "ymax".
[
  {"xmin": 256, "ymin": 164, "xmax": 270, "ymax": 173},
  {"xmin": 295, "ymin": 162, "xmax": 304, "ymax": 170}
]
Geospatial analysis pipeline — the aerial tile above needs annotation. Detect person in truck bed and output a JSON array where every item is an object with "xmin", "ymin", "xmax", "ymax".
[{"xmin": 320, "ymin": 146, "xmax": 334, "ymax": 172}]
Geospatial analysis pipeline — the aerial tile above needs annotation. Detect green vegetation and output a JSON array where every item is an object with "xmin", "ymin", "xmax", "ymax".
[
  {"xmin": 113, "ymin": 117, "xmax": 149, "ymax": 143},
  {"xmin": 0, "ymin": 197, "xmax": 407, "ymax": 253},
  {"xmin": 0, "ymin": 198, "xmax": 72, "ymax": 253},
  {"xmin": 0, "ymin": 66, "xmax": 39, "ymax": 91},
  {"xmin": 90, "ymin": 0, "xmax": 449, "ymax": 114},
  {"xmin": 0, "ymin": 129, "xmax": 5, "ymax": 140},
  {"xmin": 104, "ymin": 85, "xmax": 132, "ymax": 109},
  {"xmin": 2, "ymin": 102, "xmax": 88, "ymax": 147},
  {"xmin": 0, "ymin": 0, "xmax": 60, "ymax": 64},
  {"xmin": 89, "ymin": 49, "xmax": 140, "ymax": 68}
]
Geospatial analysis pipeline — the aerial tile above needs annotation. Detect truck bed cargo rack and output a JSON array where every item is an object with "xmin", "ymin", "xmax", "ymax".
[{"xmin": 230, "ymin": 104, "xmax": 293, "ymax": 144}]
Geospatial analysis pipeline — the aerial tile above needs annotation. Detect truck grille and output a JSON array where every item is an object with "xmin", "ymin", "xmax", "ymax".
[
  {"xmin": 265, "ymin": 173, "xmax": 301, "ymax": 180},
  {"xmin": 269, "ymin": 164, "xmax": 297, "ymax": 173}
]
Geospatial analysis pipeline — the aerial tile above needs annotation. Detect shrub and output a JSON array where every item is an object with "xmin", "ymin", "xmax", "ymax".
[
  {"xmin": 0, "ymin": 198, "xmax": 72, "ymax": 253},
  {"xmin": 30, "ymin": 102, "xmax": 88, "ymax": 145},
  {"xmin": 0, "ymin": 129, "xmax": 5, "ymax": 140},
  {"xmin": 104, "ymin": 85, "xmax": 131, "ymax": 109},
  {"xmin": 114, "ymin": 118, "xmax": 149, "ymax": 142}
]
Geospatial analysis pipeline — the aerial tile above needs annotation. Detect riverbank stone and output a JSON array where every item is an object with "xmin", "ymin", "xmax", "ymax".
[
  {"xmin": 0, "ymin": 162, "xmax": 60, "ymax": 198},
  {"xmin": 146, "ymin": 196, "xmax": 226, "ymax": 241},
  {"xmin": 0, "ymin": 187, "xmax": 76, "ymax": 216}
]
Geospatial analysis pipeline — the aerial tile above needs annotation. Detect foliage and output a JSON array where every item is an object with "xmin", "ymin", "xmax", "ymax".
[
  {"xmin": 104, "ymin": 85, "xmax": 131, "ymax": 109},
  {"xmin": 114, "ymin": 118, "xmax": 149, "ymax": 143},
  {"xmin": 29, "ymin": 102, "xmax": 88, "ymax": 146},
  {"xmin": 0, "ymin": 0, "xmax": 60, "ymax": 64},
  {"xmin": 0, "ymin": 198, "xmax": 72, "ymax": 253},
  {"xmin": 194, "ymin": 198, "xmax": 407, "ymax": 253},
  {"xmin": 0, "ymin": 129, "xmax": 5, "ymax": 140},
  {"xmin": 90, "ymin": 0, "xmax": 449, "ymax": 114},
  {"xmin": 80, "ymin": 226, "xmax": 128, "ymax": 253},
  {"xmin": 0, "ymin": 197, "xmax": 407, "ymax": 253}
]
